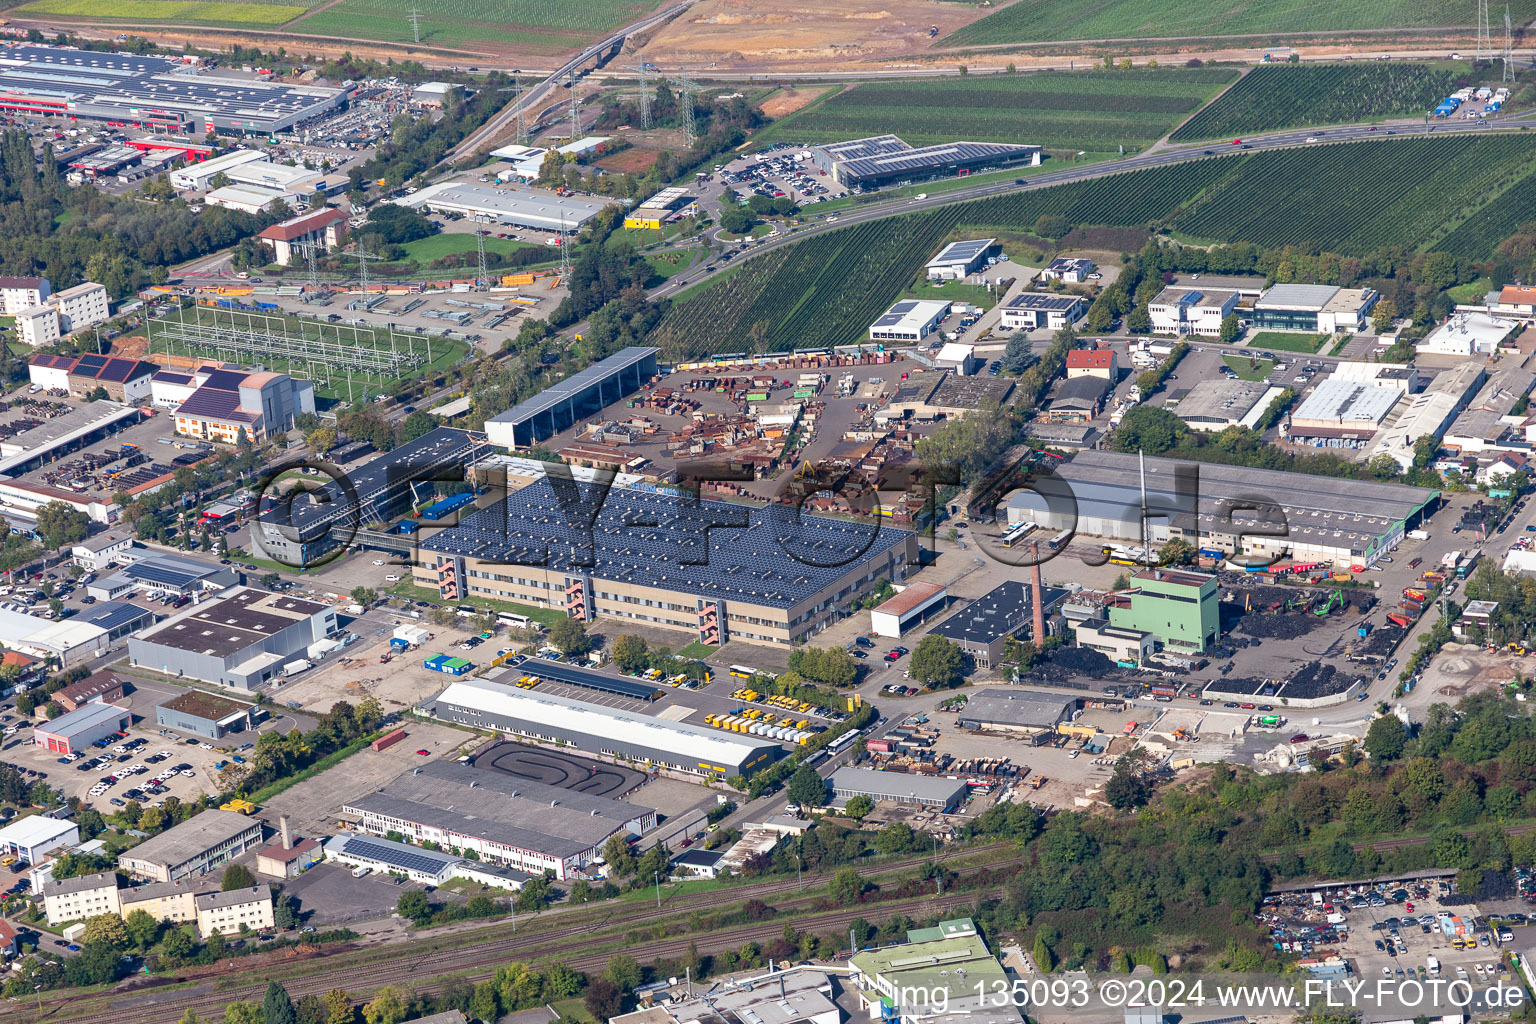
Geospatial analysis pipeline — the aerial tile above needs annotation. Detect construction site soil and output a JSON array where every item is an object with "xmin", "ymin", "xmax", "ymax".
[
  {"xmin": 1020, "ymin": 646, "xmax": 1123, "ymax": 684},
  {"xmin": 1220, "ymin": 584, "xmax": 1375, "ymax": 640},
  {"xmin": 1280, "ymin": 661, "xmax": 1364, "ymax": 699}
]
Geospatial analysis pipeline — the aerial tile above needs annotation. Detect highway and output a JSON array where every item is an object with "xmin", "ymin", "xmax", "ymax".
[
  {"xmin": 646, "ymin": 110, "xmax": 1536, "ymax": 305},
  {"xmin": 442, "ymin": 0, "xmax": 698, "ymax": 165}
]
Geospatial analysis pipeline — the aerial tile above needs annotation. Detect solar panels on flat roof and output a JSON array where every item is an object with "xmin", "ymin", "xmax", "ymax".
[
  {"xmin": 516, "ymin": 659, "xmax": 663, "ymax": 700},
  {"xmin": 342, "ymin": 836, "xmax": 455, "ymax": 875},
  {"xmin": 125, "ymin": 560, "xmax": 207, "ymax": 588},
  {"xmin": 928, "ymin": 239, "xmax": 994, "ymax": 265},
  {"xmin": 1006, "ymin": 293, "xmax": 1082, "ymax": 311},
  {"xmin": 486, "ymin": 348, "xmax": 659, "ymax": 429}
]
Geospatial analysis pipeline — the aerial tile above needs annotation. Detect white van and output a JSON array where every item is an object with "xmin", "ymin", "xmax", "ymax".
[{"xmin": 351, "ymin": 865, "xmax": 372, "ymax": 878}]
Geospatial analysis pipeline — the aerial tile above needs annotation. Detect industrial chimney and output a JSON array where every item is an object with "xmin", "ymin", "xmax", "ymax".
[
  {"xmin": 279, "ymin": 815, "xmax": 292, "ymax": 851},
  {"xmin": 1030, "ymin": 541, "xmax": 1046, "ymax": 645}
]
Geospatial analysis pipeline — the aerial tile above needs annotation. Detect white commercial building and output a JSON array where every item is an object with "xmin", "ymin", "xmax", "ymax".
[
  {"xmin": 1148, "ymin": 286, "xmax": 1238, "ymax": 336},
  {"xmin": 323, "ymin": 832, "xmax": 461, "ymax": 884},
  {"xmin": 1253, "ymin": 284, "xmax": 1379, "ymax": 333},
  {"xmin": 204, "ymin": 184, "xmax": 285, "ymax": 215},
  {"xmin": 870, "ymin": 581, "xmax": 948, "ymax": 637},
  {"xmin": 170, "ymin": 150, "xmax": 270, "ymax": 191},
  {"xmin": 396, "ymin": 182, "xmax": 614, "ymax": 234},
  {"xmin": 0, "ymin": 815, "xmax": 78, "ymax": 864},
  {"xmin": 1286, "ymin": 379, "xmax": 1405, "ymax": 442},
  {"xmin": 0, "ymin": 478, "xmax": 119, "ymax": 527},
  {"xmin": 49, "ymin": 282, "xmax": 109, "ymax": 334},
  {"xmin": 999, "ymin": 292, "xmax": 1084, "ymax": 331},
  {"xmin": 1419, "ymin": 312, "xmax": 1517, "ymax": 356},
  {"xmin": 924, "ymin": 238, "xmax": 995, "ymax": 281},
  {"xmin": 1175, "ymin": 378, "xmax": 1284, "ymax": 432},
  {"xmin": 424, "ymin": 674, "xmax": 780, "ymax": 779},
  {"xmin": 16, "ymin": 305, "xmax": 59, "ymax": 346},
  {"xmin": 1362, "ymin": 391, "xmax": 1466, "ymax": 470},
  {"xmin": 1040, "ymin": 256, "xmax": 1093, "ymax": 283},
  {"xmin": 935, "ymin": 342, "xmax": 978, "ymax": 376},
  {"xmin": 0, "ymin": 276, "xmax": 48, "ymax": 314},
  {"xmin": 868, "ymin": 300, "xmax": 949, "ymax": 343}
]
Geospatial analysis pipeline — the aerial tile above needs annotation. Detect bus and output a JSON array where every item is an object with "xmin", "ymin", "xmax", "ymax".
[
  {"xmin": 803, "ymin": 749, "xmax": 829, "ymax": 768},
  {"xmin": 730, "ymin": 665, "xmax": 770, "ymax": 680},
  {"xmin": 497, "ymin": 612, "xmax": 531, "ymax": 629},
  {"xmin": 1047, "ymin": 529, "xmax": 1073, "ymax": 550},
  {"xmin": 1107, "ymin": 554, "xmax": 1140, "ymax": 567},
  {"xmin": 1001, "ymin": 522, "xmax": 1037, "ymax": 549},
  {"xmin": 826, "ymin": 731, "xmax": 859, "ymax": 755}
]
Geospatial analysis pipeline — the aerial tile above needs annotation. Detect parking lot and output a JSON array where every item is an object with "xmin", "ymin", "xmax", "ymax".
[{"xmin": 3, "ymin": 721, "xmax": 237, "ymax": 810}]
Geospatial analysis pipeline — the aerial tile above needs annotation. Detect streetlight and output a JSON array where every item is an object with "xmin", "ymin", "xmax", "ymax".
[
  {"xmin": 796, "ymin": 854, "xmax": 802, "ymax": 891},
  {"xmin": 654, "ymin": 870, "xmax": 661, "ymax": 908}
]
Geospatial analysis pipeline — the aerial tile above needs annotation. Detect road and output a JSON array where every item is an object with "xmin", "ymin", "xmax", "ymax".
[{"xmin": 442, "ymin": 0, "xmax": 698, "ymax": 165}]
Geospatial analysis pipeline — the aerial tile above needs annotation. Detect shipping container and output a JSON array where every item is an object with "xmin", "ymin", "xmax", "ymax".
[{"xmin": 371, "ymin": 728, "xmax": 406, "ymax": 752}]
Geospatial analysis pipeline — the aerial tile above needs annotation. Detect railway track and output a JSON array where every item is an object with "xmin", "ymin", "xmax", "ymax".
[
  {"xmin": 38, "ymin": 889, "xmax": 1002, "ymax": 1024},
  {"xmin": 18, "ymin": 847, "xmax": 1020, "ymax": 1024}
]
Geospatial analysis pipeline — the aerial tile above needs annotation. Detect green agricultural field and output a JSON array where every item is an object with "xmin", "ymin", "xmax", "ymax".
[
  {"xmin": 288, "ymin": 0, "xmax": 658, "ymax": 52},
  {"xmin": 12, "ymin": 0, "xmax": 308, "ymax": 24},
  {"xmin": 1246, "ymin": 331, "xmax": 1329, "ymax": 354},
  {"xmin": 757, "ymin": 69, "xmax": 1238, "ymax": 153},
  {"xmin": 1169, "ymin": 64, "xmax": 1466, "ymax": 140},
  {"xmin": 655, "ymin": 135, "xmax": 1536, "ymax": 358},
  {"xmin": 943, "ymin": 0, "xmax": 1536, "ymax": 46}
]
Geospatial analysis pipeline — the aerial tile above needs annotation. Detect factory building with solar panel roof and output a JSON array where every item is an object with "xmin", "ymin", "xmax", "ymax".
[
  {"xmin": 86, "ymin": 552, "xmax": 239, "ymax": 602},
  {"xmin": 252, "ymin": 427, "xmax": 497, "ymax": 566},
  {"xmin": 812, "ymin": 134, "xmax": 1040, "ymax": 189},
  {"xmin": 415, "ymin": 477, "xmax": 917, "ymax": 648}
]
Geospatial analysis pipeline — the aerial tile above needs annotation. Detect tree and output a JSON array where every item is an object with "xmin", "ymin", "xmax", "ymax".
[
  {"xmin": 396, "ymin": 890, "xmax": 431, "ymax": 924},
  {"xmin": 611, "ymin": 634, "xmax": 649, "ymax": 673},
  {"xmin": 909, "ymin": 634, "xmax": 964, "ymax": 688},
  {"xmin": 227, "ymin": 1003, "xmax": 264, "ymax": 1024},
  {"xmin": 1364, "ymin": 716, "xmax": 1407, "ymax": 762},
  {"xmin": 362, "ymin": 987, "xmax": 409, "ymax": 1024},
  {"xmin": 124, "ymin": 907, "xmax": 161, "ymax": 950},
  {"xmin": 787, "ymin": 764, "xmax": 827, "ymax": 807},
  {"xmin": 322, "ymin": 989, "xmax": 355, "ymax": 1024},
  {"xmin": 1033, "ymin": 214, "xmax": 1069, "ymax": 240},
  {"xmin": 35, "ymin": 501, "xmax": 89, "ymax": 549},
  {"xmin": 829, "ymin": 867, "xmax": 867, "ymax": 904},
  {"xmin": 1158, "ymin": 538, "xmax": 1196, "ymax": 567},
  {"xmin": 843, "ymin": 794, "xmax": 874, "ymax": 820},
  {"xmin": 1032, "ymin": 932, "xmax": 1055, "ymax": 972},
  {"xmin": 399, "ymin": 411, "xmax": 438, "ymax": 445},
  {"xmin": 82, "ymin": 912, "xmax": 129, "ymax": 949},
  {"xmin": 273, "ymin": 892, "xmax": 300, "ymax": 930},
  {"xmin": 469, "ymin": 981, "xmax": 499, "ymax": 1023},
  {"xmin": 1371, "ymin": 298, "xmax": 1398, "ymax": 334},
  {"xmin": 221, "ymin": 863, "xmax": 256, "ymax": 891},
  {"xmin": 1218, "ymin": 314, "xmax": 1241, "ymax": 344},
  {"xmin": 1001, "ymin": 331, "xmax": 1034, "ymax": 375},
  {"xmin": 349, "ymin": 586, "xmax": 378, "ymax": 609},
  {"xmin": 548, "ymin": 617, "xmax": 591, "ymax": 657},
  {"xmin": 1126, "ymin": 306, "xmax": 1152, "ymax": 334},
  {"xmin": 606, "ymin": 952, "xmax": 643, "ymax": 992},
  {"xmin": 602, "ymin": 834, "xmax": 637, "ymax": 877},
  {"xmin": 1105, "ymin": 763, "xmax": 1151, "ymax": 809},
  {"xmin": 1412, "ymin": 435, "xmax": 1440, "ymax": 470},
  {"xmin": 720, "ymin": 207, "xmax": 754, "ymax": 235},
  {"xmin": 584, "ymin": 978, "xmax": 624, "ymax": 1021},
  {"xmin": 160, "ymin": 926, "xmax": 195, "ymax": 961},
  {"xmin": 263, "ymin": 981, "xmax": 299, "ymax": 1024}
]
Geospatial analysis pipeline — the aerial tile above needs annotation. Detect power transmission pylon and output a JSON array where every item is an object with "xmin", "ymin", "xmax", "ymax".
[
  {"xmin": 569, "ymin": 70, "xmax": 580, "ymax": 140},
  {"xmin": 343, "ymin": 244, "xmax": 376, "ymax": 297},
  {"xmin": 1506, "ymin": 5, "xmax": 1517, "ymax": 81},
  {"xmin": 1479, "ymin": 0, "xmax": 1493, "ymax": 61},
  {"xmin": 630, "ymin": 63, "xmax": 653, "ymax": 129},
  {"xmin": 512, "ymin": 74, "xmax": 530, "ymax": 145},
  {"xmin": 558, "ymin": 211, "xmax": 571, "ymax": 280},
  {"xmin": 668, "ymin": 70, "xmax": 699, "ymax": 146},
  {"xmin": 298, "ymin": 239, "xmax": 321, "ymax": 294},
  {"xmin": 407, "ymin": 6, "xmax": 422, "ymax": 44},
  {"xmin": 475, "ymin": 214, "xmax": 489, "ymax": 290}
]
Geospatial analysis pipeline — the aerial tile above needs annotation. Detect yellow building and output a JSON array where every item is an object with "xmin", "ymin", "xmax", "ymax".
[{"xmin": 623, "ymin": 187, "xmax": 693, "ymax": 230}]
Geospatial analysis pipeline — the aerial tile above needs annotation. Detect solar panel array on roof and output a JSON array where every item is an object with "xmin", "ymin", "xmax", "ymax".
[
  {"xmin": 125, "ymin": 560, "xmax": 205, "ymax": 588},
  {"xmin": 929, "ymin": 239, "xmax": 994, "ymax": 265},
  {"xmin": 874, "ymin": 301, "xmax": 921, "ymax": 328},
  {"xmin": 341, "ymin": 836, "xmax": 454, "ymax": 876},
  {"xmin": 201, "ymin": 368, "xmax": 248, "ymax": 391},
  {"xmin": 420, "ymin": 480, "xmax": 912, "ymax": 609},
  {"xmin": 511, "ymin": 657, "xmax": 663, "ymax": 700}
]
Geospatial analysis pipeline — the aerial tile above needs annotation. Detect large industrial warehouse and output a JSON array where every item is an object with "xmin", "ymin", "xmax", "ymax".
[
  {"xmin": 342, "ymin": 761, "xmax": 654, "ymax": 880},
  {"xmin": 127, "ymin": 587, "xmax": 337, "ymax": 690},
  {"xmin": 416, "ymin": 478, "xmax": 917, "ymax": 647},
  {"xmin": 1005, "ymin": 450, "xmax": 1439, "ymax": 568},
  {"xmin": 253, "ymin": 427, "xmax": 497, "ymax": 565},
  {"xmin": 812, "ymin": 135, "xmax": 1041, "ymax": 189},
  {"xmin": 0, "ymin": 47, "xmax": 347, "ymax": 134},
  {"xmin": 396, "ymin": 183, "xmax": 614, "ymax": 233},
  {"xmin": 422, "ymin": 674, "xmax": 781, "ymax": 779},
  {"xmin": 484, "ymin": 347, "xmax": 659, "ymax": 449},
  {"xmin": 955, "ymin": 689, "xmax": 1078, "ymax": 734}
]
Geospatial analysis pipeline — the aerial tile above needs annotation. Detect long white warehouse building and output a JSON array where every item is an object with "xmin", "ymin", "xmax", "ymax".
[{"xmin": 422, "ymin": 673, "xmax": 779, "ymax": 779}]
